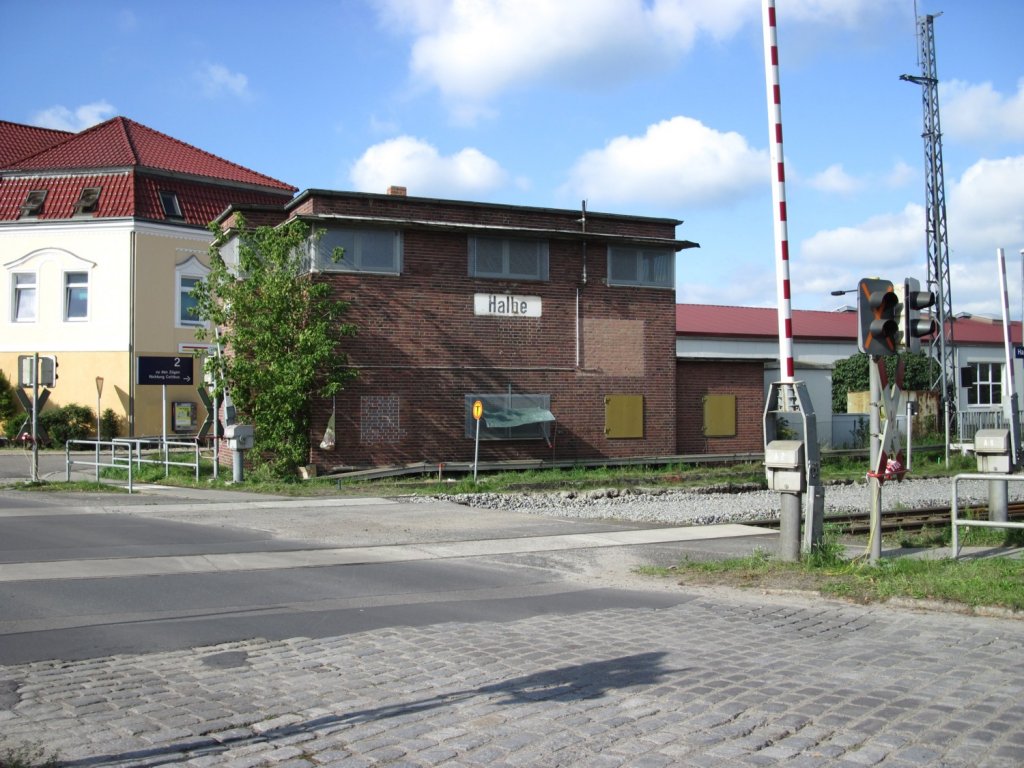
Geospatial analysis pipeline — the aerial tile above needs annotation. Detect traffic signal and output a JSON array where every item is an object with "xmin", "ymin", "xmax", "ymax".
[
  {"xmin": 39, "ymin": 356, "xmax": 58, "ymax": 387},
  {"xmin": 903, "ymin": 277, "xmax": 938, "ymax": 353},
  {"xmin": 857, "ymin": 278, "xmax": 901, "ymax": 356}
]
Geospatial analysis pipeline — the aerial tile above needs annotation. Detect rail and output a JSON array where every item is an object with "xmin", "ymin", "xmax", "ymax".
[
  {"xmin": 950, "ymin": 473, "xmax": 1024, "ymax": 558},
  {"xmin": 65, "ymin": 439, "xmax": 136, "ymax": 493},
  {"xmin": 65, "ymin": 437, "xmax": 203, "ymax": 490}
]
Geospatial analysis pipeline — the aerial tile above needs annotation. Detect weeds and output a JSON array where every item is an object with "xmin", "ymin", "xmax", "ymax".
[{"xmin": 0, "ymin": 742, "xmax": 60, "ymax": 768}]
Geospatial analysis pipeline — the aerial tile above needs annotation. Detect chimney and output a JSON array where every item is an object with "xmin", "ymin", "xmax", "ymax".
[{"xmin": 386, "ymin": 185, "xmax": 407, "ymax": 196}]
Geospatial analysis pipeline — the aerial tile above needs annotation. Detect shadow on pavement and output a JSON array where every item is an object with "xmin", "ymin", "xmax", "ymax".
[{"xmin": 58, "ymin": 651, "xmax": 681, "ymax": 767}]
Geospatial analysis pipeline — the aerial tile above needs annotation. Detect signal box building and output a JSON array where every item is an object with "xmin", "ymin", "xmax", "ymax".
[
  {"xmin": 222, "ymin": 188, "xmax": 697, "ymax": 470},
  {"xmin": 0, "ymin": 118, "xmax": 295, "ymax": 437}
]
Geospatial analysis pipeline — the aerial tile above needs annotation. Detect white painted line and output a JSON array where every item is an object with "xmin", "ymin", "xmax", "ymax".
[{"xmin": 0, "ymin": 524, "xmax": 773, "ymax": 582}]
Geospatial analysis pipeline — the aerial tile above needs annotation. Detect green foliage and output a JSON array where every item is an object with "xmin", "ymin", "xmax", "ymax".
[
  {"xmin": 0, "ymin": 741, "xmax": 60, "ymax": 768},
  {"xmin": 831, "ymin": 352, "xmax": 943, "ymax": 413},
  {"xmin": 0, "ymin": 369, "xmax": 16, "ymax": 428},
  {"xmin": 100, "ymin": 408, "xmax": 121, "ymax": 440},
  {"xmin": 193, "ymin": 216, "xmax": 358, "ymax": 477},
  {"xmin": 39, "ymin": 403, "xmax": 95, "ymax": 446}
]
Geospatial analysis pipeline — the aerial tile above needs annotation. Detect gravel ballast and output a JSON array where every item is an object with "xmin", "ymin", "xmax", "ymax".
[{"xmin": 428, "ymin": 477, "xmax": 1024, "ymax": 526}]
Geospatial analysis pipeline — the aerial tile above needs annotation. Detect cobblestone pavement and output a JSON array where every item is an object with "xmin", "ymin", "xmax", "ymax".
[{"xmin": 2, "ymin": 586, "xmax": 1022, "ymax": 767}]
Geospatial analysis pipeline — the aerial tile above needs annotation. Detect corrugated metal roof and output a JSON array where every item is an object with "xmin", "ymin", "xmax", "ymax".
[{"xmin": 676, "ymin": 303, "xmax": 1020, "ymax": 346}]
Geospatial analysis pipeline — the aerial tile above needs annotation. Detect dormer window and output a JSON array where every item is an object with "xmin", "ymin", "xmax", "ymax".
[
  {"xmin": 159, "ymin": 190, "xmax": 183, "ymax": 219},
  {"xmin": 73, "ymin": 187, "xmax": 101, "ymax": 216},
  {"xmin": 19, "ymin": 190, "xmax": 47, "ymax": 218}
]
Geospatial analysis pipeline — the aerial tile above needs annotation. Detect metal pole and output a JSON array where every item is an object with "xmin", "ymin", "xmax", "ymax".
[
  {"xmin": 473, "ymin": 418, "xmax": 481, "ymax": 483},
  {"xmin": 779, "ymin": 492, "xmax": 801, "ymax": 562},
  {"xmin": 989, "ymin": 478, "xmax": 1008, "ymax": 523},
  {"xmin": 162, "ymin": 383, "xmax": 168, "ymax": 477},
  {"xmin": 31, "ymin": 352, "xmax": 39, "ymax": 483},
  {"xmin": 906, "ymin": 399, "xmax": 913, "ymax": 472},
  {"xmin": 870, "ymin": 358, "xmax": 883, "ymax": 563},
  {"xmin": 998, "ymin": 248, "xmax": 1021, "ymax": 466}
]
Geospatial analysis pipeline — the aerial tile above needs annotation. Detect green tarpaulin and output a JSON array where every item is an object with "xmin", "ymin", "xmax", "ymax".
[{"xmin": 483, "ymin": 407, "xmax": 556, "ymax": 429}]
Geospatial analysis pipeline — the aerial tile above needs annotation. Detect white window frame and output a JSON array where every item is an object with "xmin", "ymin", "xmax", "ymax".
[
  {"xmin": 607, "ymin": 246, "xmax": 674, "ymax": 289},
  {"xmin": 63, "ymin": 270, "xmax": 89, "ymax": 321},
  {"xmin": 12, "ymin": 272, "xmax": 37, "ymax": 322},
  {"xmin": 468, "ymin": 237, "xmax": 549, "ymax": 282},
  {"xmin": 966, "ymin": 361, "xmax": 1002, "ymax": 407},
  {"xmin": 175, "ymin": 256, "xmax": 210, "ymax": 328},
  {"xmin": 314, "ymin": 227, "xmax": 402, "ymax": 275}
]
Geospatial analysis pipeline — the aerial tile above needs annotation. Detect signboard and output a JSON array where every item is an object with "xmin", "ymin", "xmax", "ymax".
[
  {"xmin": 1016, "ymin": 345, "xmax": 1024, "ymax": 360},
  {"xmin": 472, "ymin": 399, "xmax": 483, "ymax": 421},
  {"xmin": 137, "ymin": 355, "xmax": 194, "ymax": 385},
  {"xmin": 474, "ymin": 293, "xmax": 541, "ymax": 318}
]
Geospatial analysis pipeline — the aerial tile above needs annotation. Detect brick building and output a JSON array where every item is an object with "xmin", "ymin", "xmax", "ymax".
[{"xmin": 221, "ymin": 188, "xmax": 698, "ymax": 470}]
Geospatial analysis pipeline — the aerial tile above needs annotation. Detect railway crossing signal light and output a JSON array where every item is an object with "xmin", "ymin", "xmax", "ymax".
[
  {"xmin": 903, "ymin": 277, "xmax": 938, "ymax": 354},
  {"xmin": 857, "ymin": 278, "xmax": 901, "ymax": 356}
]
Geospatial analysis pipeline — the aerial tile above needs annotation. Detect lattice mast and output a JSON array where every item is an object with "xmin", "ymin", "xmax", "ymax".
[{"xmin": 901, "ymin": 13, "xmax": 954, "ymax": 434}]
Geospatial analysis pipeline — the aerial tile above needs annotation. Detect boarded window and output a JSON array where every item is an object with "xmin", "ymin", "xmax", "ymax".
[
  {"xmin": 702, "ymin": 394, "xmax": 736, "ymax": 437},
  {"xmin": 605, "ymin": 394, "xmax": 643, "ymax": 438}
]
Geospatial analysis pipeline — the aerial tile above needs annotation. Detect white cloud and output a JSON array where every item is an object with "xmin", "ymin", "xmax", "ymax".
[
  {"xmin": 794, "ymin": 155, "xmax": 1024, "ymax": 315},
  {"xmin": 561, "ymin": 116, "xmax": 767, "ymax": 208},
  {"xmin": 807, "ymin": 164, "xmax": 863, "ymax": 194},
  {"xmin": 197, "ymin": 63, "xmax": 251, "ymax": 100},
  {"xmin": 350, "ymin": 136, "xmax": 509, "ymax": 198},
  {"xmin": 947, "ymin": 155, "xmax": 1024, "ymax": 252},
  {"xmin": 31, "ymin": 101, "xmax": 116, "ymax": 132},
  {"xmin": 884, "ymin": 160, "xmax": 915, "ymax": 189},
  {"xmin": 941, "ymin": 78, "xmax": 1024, "ymax": 145},
  {"xmin": 374, "ymin": 0, "xmax": 902, "ymax": 118}
]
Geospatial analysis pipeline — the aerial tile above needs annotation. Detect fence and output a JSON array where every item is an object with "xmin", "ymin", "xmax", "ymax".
[
  {"xmin": 950, "ymin": 473, "xmax": 1024, "ymax": 559},
  {"xmin": 65, "ymin": 436, "xmax": 204, "ymax": 492}
]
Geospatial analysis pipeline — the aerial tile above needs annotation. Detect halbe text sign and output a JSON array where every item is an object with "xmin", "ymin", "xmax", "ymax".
[{"xmin": 473, "ymin": 293, "xmax": 541, "ymax": 318}]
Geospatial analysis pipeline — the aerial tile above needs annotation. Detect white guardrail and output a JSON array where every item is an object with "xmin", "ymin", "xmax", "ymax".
[
  {"xmin": 950, "ymin": 473, "xmax": 1024, "ymax": 559},
  {"xmin": 65, "ymin": 437, "xmax": 204, "ymax": 493}
]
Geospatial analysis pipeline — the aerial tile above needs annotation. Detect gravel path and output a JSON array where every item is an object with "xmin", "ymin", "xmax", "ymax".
[{"xmin": 430, "ymin": 476, "xmax": 1024, "ymax": 526}]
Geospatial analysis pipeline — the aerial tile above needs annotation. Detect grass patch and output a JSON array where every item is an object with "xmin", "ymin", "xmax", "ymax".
[
  {"xmin": 647, "ymin": 526, "xmax": 1024, "ymax": 612},
  {"xmin": 0, "ymin": 742, "xmax": 60, "ymax": 768},
  {"xmin": 8, "ymin": 480, "xmax": 126, "ymax": 493}
]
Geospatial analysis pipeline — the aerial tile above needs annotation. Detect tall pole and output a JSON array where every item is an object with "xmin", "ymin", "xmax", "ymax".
[
  {"xmin": 869, "ymin": 359, "xmax": 883, "ymax": 563},
  {"xmin": 998, "ymin": 249, "xmax": 1021, "ymax": 466},
  {"xmin": 763, "ymin": 0, "xmax": 794, "ymax": 384},
  {"xmin": 31, "ymin": 352, "xmax": 39, "ymax": 483}
]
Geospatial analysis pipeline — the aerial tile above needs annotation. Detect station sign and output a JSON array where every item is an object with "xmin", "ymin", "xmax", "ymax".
[
  {"xmin": 137, "ymin": 355, "xmax": 194, "ymax": 385},
  {"xmin": 474, "ymin": 293, "xmax": 541, "ymax": 318}
]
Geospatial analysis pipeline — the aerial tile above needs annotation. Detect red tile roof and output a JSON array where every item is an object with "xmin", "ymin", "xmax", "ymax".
[
  {"xmin": 3, "ymin": 117, "xmax": 295, "ymax": 192},
  {"xmin": 0, "ymin": 121, "xmax": 72, "ymax": 166},
  {"xmin": 676, "ymin": 303, "xmax": 1020, "ymax": 346},
  {"xmin": 0, "ymin": 115, "xmax": 295, "ymax": 226}
]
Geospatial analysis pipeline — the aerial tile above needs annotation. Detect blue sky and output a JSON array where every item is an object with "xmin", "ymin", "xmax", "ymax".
[{"xmin": 6, "ymin": 0, "xmax": 1024, "ymax": 317}]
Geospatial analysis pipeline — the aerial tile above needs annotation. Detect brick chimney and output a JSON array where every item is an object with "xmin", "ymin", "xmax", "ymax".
[{"xmin": 386, "ymin": 185, "xmax": 407, "ymax": 196}]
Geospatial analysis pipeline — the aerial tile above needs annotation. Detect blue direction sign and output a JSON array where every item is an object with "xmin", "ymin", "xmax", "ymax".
[{"xmin": 137, "ymin": 355, "xmax": 194, "ymax": 385}]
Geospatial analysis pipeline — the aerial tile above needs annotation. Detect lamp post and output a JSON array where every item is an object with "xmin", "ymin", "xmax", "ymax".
[{"xmin": 95, "ymin": 376, "xmax": 104, "ymax": 482}]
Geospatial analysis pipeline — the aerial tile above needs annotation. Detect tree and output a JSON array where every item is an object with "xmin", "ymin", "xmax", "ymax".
[
  {"xmin": 193, "ymin": 216, "xmax": 357, "ymax": 477},
  {"xmin": 831, "ymin": 352, "xmax": 942, "ymax": 414}
]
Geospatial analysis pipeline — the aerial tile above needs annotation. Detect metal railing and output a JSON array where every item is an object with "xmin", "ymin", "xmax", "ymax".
[
  {"xmin": 65, "ymin": 439, "xmax": 136, "ymax": 493},
  {"xmin": 65, "ymin": 436, "xmax": 205, "ymax": 491},
  {"xmin": 950, "ymin": 473, "xmax": 1024, "ymax": 559}
]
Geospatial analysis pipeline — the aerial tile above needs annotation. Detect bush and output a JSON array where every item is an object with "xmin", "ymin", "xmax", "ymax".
[
  {"xmin": 38, "ymin": 403, "xmax": 95, "ymax": 446},
  {"xmin": 100, "ymin": 408, "xmax": 121, "ymax": 440},
  {"xmin": 0, "ymin": 368, "xmax": 16, "ymax": 426}
]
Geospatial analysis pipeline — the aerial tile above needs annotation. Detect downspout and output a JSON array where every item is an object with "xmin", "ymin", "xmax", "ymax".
[
  {"xmin": 128, "ymin": 229, "xmax": 136, "ymax": 436},
  {"xmin": 576, "ymin": 200, "xmax": 587, "ymax": 368}
]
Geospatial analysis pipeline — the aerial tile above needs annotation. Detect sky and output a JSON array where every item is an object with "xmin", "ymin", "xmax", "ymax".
[{"xmin": 5, "ymin": 0, "xmax": 1024, "ymax": 318}]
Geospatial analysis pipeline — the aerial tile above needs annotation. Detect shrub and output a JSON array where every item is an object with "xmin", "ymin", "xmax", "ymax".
[
  {"xmin": 100, "ymin": 408, "xmax": 121, "ymax": 440},
  {"xmin": 38, "ymin": 403, "xmax": 95, "ymax": 446}
]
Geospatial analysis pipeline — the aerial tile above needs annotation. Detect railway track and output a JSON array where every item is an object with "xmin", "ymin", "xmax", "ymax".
[{"xmin": 758, "ymin": 501, "xmax": 1024, "ymax": 537}]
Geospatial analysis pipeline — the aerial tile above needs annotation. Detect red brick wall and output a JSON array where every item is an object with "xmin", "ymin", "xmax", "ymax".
[
  {"xmin": 306, "ymin": 216, "xmax": 677, "ymax": 470},
  {"xmin": 676, "ymin": 360, "xmax": 764, "ymax": 454}
]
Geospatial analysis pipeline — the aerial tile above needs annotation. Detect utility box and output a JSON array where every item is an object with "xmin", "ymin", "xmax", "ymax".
[
  {"xmin": 224, "ymin": 424, "xmax": 254, "ymax": 451},
  {"xmin": 974, "ymin": 428, "xmax": 1011, "ymax": 474},
  {"xmin": 765, "ymin": 440, "xmax": 805, "ymax": 492}
]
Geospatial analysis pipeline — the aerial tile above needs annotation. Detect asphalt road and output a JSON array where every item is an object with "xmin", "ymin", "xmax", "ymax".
[{"xmin": 0, "ymin": 484, "xmax": 753, "ymax": 665}]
